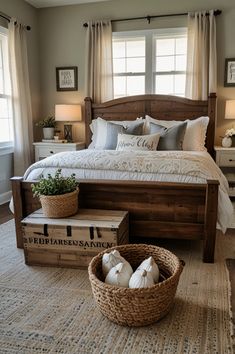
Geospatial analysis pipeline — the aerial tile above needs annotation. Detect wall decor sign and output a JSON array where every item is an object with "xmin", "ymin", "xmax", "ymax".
[
  {"xmin": 224, "ymin": 58, "xmax": 235, "ymax": 87},
  {"xmin": 56, "ymin": 66, "xmax": 78, "ymax": 91}
]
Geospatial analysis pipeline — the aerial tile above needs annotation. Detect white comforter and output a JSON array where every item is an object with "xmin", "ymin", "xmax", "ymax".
[{"xmin": 23, "ymin": 149, "xmax": 233, "ymax": 233}]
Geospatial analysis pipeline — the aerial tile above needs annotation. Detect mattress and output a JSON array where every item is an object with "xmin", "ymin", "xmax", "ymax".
[{"xmin": 23, "ymin": 149, "xmax": 233, "ymax": 233}]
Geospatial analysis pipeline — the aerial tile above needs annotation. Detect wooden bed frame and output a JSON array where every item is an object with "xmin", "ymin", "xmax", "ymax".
[{"xmin": 11, "ymin": 93, "xmax": 218, "ymax": 263}]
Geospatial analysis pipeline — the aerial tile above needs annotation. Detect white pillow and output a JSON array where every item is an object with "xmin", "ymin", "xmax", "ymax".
[
  {"xmin": 116, "ymin": 133, "xmax": 160, "ymax": 151},
  {"xmin": 145, "ymin": 115, "xmax": 209, "ymax": 151},
  {"xmin": 89, "ymin": 117, "xmax": 144, "ymax": 150}
]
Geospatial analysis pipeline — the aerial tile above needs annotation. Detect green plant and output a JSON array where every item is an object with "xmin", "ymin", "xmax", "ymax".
[
  {"xmin": 36, "ymin": 116, "xmax": 56, "ymax": 128},
  {"xmin": 31, "ymin": 169, "xmax": 78, "ymax": 197}
]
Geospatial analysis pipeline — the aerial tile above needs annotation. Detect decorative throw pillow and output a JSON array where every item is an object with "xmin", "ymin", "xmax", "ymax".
[
  {"xmin": 116, "ymin": 133, "xmax": 161, "ymax": 152},
  {"xmin": 145, "ymin": 115, "xmax": 209, "ymax": 151},
  {"xmin": 89, "ymin": 117, "xmax": 144, "ymax": 150},
  {"xmin": 149, "ymin": 122, "xmax": 187, "ymax": 150}
]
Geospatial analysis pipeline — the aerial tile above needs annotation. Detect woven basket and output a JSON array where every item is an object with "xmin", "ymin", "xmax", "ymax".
[
  {"xmin": 40, "ymin": 189, "xmax": 78, "ymax": 218},
  {"xmin": 88, "ymin": 244, "xmax": 184, "ymax": 327}
]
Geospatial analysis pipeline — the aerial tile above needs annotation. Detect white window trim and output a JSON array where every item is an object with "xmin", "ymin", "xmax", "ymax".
[
  {"xmin": 113, "ymin": 27, "xmax": 187, "ymax": 97},
  {"xmin": 0, "ymin": 25, "xmax": 13, "ymax": 146}
]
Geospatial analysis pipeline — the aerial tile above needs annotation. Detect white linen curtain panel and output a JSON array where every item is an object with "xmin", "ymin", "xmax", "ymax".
[
  {"xmin": 8, "ymin": 19, "xmax": 33, "ymax": 175},
  {"xmin": 185, "ymin": 10, "xmax": 217, "ymax": 100},
  {"xmin": 85, "ymin": 20, "xmax": 113, "ymax": 103}
]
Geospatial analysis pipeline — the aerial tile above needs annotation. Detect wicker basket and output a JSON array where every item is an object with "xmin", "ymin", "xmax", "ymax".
[
  {"xmin": 88, "ymin": 244, "xmax": 184, "ymax": 327},
  {"xmin": 40, "ymin": 189, "xmax": 78, "ymax": 218}
]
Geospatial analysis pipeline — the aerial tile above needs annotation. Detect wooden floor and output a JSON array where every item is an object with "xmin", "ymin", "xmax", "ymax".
[{"xmin": 0, "ymin": 202, "xmax": 234, "ymax": 324}]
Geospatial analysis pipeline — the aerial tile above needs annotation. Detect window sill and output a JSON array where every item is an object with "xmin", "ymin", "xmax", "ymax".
[{"xmin": 0, "ymin": 145, "xmax": 14, "ymax": 156}]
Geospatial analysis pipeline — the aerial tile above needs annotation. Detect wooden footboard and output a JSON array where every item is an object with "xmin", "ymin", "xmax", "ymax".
[{"xmin": 11, "ymin": 177, "xmax": 219, "ymax": 263}]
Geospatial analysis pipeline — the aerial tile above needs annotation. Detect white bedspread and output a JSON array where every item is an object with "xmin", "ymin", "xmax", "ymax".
[{"xmin": 23, "ymin": 149, "xmax": 233, "ymax": 233}]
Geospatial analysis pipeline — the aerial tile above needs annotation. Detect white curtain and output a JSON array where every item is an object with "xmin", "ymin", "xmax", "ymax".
[
  {"xmin": 85, "ymin": 20, "xmax": 113, "ymax": 103},
  {"xmin": 8, "ymin": 19, "xmax": 33, "ymax": 175},
  {"xmin": 185, "ymin": 10, "xmax": 217, "ymax": 100}
]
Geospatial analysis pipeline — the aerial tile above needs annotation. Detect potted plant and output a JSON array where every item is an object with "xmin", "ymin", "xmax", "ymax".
[
  {"xmin": 36, "ymin": 116, "xmax": 56, "ymax": 140},
  {"xmin": 31, "ymin": 169, "xmax": 79, "ymax": 218}
]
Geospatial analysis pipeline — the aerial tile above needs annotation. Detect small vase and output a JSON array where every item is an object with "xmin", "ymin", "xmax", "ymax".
[
  {"xmin": 43, "ymin": 127, "xmax": 55, "ymax": 140},
  {"xmin": 222, "ymin": 136, "xmax": 232, "ymax": 148}
]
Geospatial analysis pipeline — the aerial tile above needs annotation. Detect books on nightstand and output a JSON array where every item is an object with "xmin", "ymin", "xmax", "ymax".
[{"xmin": 42, "ymin": 139, "xmax": 68, "ymax": 143}]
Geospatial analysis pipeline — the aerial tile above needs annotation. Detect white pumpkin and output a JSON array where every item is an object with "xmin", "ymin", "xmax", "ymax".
[
  {"xmin": 102, "ymin": 249, "xmax": 133, "ymax": 277},
  {"xmin": 105, "ymin": 262, "xmax": 131, "ymax": 287},
  {"xmin": 129, "ymin": 269, "xmax": 154, "ymax": 288},
  {"xmin": 137, "ymin": 256, "xmax": 159, "ymax": 283}
]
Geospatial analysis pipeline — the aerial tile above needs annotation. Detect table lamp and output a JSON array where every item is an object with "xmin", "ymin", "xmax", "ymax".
[
  {"xmin": 55, "ymin": 104, "xmax": 82, "ymax": 142},
  {"xmin": 225, "ymin": 100, "xmax": 235, "ymax": 120}
]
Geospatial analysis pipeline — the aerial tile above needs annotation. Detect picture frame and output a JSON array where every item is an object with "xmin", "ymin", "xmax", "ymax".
[
  {"xmin": 224, "ymin": 58, "xmax": 235, "ymax": 87},
  {"xmin": 56, "ymin": 66, "xmax": 78, "ymax": 91}
]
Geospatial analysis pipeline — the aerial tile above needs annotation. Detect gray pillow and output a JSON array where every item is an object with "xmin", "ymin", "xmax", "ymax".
[
  {"xmin": 149, "ymin": 122, "xmax": 187, "ymax": 150},
  {"xmin": 104, "ymin": 121, "xmax": 144, "ymax": 150}
]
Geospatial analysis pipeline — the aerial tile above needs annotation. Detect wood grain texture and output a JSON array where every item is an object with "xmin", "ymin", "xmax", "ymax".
[
  {"xmin": 11, "ymin": 94, "xmax": 218, "ymax": 262},
  {"xmin": 84, "ymin": 93, "xmax": 216, "ymax": 156},
  {"xmin": 11, "ymin": 178, "xmax": 218, "ymax": 262}
]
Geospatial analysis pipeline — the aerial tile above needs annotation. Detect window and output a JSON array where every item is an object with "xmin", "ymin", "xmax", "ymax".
[
  {"xmin": 0, "ymin": 26, "xmax": 13, "ymax": 146},
  {"xmin": 112, "ymin": 28, "xmax": 187, "ymax": 98}
]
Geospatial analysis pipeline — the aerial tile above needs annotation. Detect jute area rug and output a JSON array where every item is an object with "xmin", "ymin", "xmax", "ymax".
[{"xmin": 0, "ymin": 221, "xmax": 234, "ymax": 354}]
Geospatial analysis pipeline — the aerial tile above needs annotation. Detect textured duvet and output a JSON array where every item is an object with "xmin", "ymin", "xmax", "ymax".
[{"xmin": 23, "ymin": 149, "xmax": 233, "ymax": 233}]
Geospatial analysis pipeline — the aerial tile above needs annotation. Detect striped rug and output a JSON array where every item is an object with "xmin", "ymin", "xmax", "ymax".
[{"xmin": 0, "ymin": 220, "xmax": 234, "ymax": 354}]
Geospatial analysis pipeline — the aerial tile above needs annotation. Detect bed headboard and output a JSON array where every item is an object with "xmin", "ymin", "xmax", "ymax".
[{"xmin": 84, "ymin": 93, "xmax": 216, "ymax": 157}]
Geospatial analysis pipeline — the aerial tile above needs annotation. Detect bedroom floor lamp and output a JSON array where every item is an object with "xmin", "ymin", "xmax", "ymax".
[{"xmin": 55, "ymin": 104, "xmax": 82, "ymax": 142}]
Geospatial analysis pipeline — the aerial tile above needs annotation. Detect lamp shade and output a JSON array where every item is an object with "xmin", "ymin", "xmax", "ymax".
[
  {"xmin": 55, "ymin": 104, "xmax": 82, "ymax": 122},
  {"xmin": 225, "ymin": 100, "xmax": 235, "ymax": 119}
]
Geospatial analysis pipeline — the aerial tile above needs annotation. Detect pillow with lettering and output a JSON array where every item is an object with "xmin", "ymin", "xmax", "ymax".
[{"xmin": 116, "ymin": 133, "xmax": 161, "ymax": 151}]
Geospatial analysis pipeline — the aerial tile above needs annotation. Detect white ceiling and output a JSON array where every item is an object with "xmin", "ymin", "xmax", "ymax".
[{"xmin": 25, "ymin": 0, "xmax": 111, "ymax": 8}]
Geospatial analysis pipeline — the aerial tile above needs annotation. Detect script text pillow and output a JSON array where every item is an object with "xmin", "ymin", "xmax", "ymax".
[{"xmin": 116, "ymin": 133, "xmax": 160, "ymax": 151}]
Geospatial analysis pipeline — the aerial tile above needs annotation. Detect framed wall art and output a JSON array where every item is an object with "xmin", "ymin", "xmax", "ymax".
[
  {"xmin": 56, "ymin": 66, "xmax": 78, "ymax": 91},
  {"xmin": 224, "ymin": 58, "xmax": 235, "ymax": 87}
]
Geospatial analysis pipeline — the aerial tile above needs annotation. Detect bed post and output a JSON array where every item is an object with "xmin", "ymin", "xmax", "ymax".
[
  {"xmin": 84, "ymin": 97, "xmax": 92, "ymax": 148},
  {"xmin": 203, "ymin": 179, "xmax": 219, "ymax": 263},
  {"xmin": 11, "ymin": 177, "xmax": 24, "ymax": 248},
  {"xmin": 207, "ymin": 93, "xmax": 217, "ymax": 158}
]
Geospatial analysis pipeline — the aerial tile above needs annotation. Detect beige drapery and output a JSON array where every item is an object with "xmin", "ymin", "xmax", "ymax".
[
  {"xmin": 185, "ymin": 10, "xmax": 217, "ymax": 100},
  {"xmin": 85, "ymin": 20, "xmax": 113, "ymax": 103},
  {"xmin": 8, "ymin": 19, "xmax": 33, "ymax": 175}
]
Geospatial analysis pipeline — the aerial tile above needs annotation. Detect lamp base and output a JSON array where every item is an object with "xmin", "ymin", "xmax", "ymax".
[{"xmin": 64, "ymin": 124, "xmax": 73, "ymax": 142}]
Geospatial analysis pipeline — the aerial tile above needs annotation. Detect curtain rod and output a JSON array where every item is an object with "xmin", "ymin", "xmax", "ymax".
[
  {"xmin": 0, "ymin": 11, "xmax": 31, "ymax": 31},
  {"xmin": 83, "ymin": 9, "xmax": 222, "ymax": 27}
]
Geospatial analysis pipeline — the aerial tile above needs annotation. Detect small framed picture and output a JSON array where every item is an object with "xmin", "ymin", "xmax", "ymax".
[
  {"xmin": 56, "ymin": 66, "xmax": 78, "ymax": 91},
  {"xmin": 224, "ymin": 58, "xmax": 235, "ymax": 87}
]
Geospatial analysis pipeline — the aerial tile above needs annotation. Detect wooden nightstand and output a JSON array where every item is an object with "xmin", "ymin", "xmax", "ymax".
[
  {"xmin": 215, "ymin": 146, "xmax": 235, "ymax": 197},
  {"xmin": 33, "ymin": 141, "xmax": 85, "ymax": 161}
]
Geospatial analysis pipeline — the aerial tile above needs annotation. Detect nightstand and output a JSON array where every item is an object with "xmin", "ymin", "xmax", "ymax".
[
  {"xmin": 215, "ymin": 146, "xmax": 235, "ymax": 197},
  {"xmin": 33, "ymin": 142, "xmax": 85, "ymax": 161}
]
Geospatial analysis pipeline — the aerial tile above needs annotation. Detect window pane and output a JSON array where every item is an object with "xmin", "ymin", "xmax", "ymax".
[
  {"xmin": 156, "ymin": 39, "xmax": 174, "ymax": 56},
  {"xmin": 113, "ymin": 41, "xmax": 126, "ymax": 58},
  {"xmin": 156, "ymin": 56, "xmax": 174, "ymax": 72},
  {"xmin": 155, "ymin": 75, "xmax": 174, "ymax": 94},
  {"xmin": 176, "ymin": 37, "xmax": 187, "ymax": 54},
  {"xmin": 176, "ymin": 55, "xmax": 186, "ymax": 71},
  {"xmin": 0, "ymin": 69, "xmax": 3, "ymax": 93},
  {"xmin": 114, "ymin": 76, "xmax": 126, "ymax": 96},
  {"xmin": 113, "ymin": 58, "xmax": 126, "ymax": 73},
  {"xmin": 0, "ymin": 41, "xmax": 2, "ymax": 67},
  {"xmin": 0, "ymin": 98, "xmax": 8, "ymax": 117},
  {"xmin": 127, "ymin": 58, "xmax": 145, "ymax": 73},
  {"xmin": 174, "ymin": 74, "xmax": 186, "ymax": 95},
  {"xmin": 127, "ymin": 76, "xmax": 145, "ymax": 95},
  {"xmin": 0, "ymin": 119, "xmax": 13, "ymax": 142},
  {"xmin": 126, "ymin": 40, "xmax": 145, "ymax": 57}
]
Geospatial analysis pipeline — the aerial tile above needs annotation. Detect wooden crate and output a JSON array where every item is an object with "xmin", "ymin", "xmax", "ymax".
[{"xmin": 22, "ymin": 208, "xmax": 129, "ymax": 268}]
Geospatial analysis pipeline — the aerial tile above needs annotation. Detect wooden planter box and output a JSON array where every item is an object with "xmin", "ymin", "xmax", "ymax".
[{"xmin": 21, "ymin": 208, "xmax": 129, "ymax": 268}]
